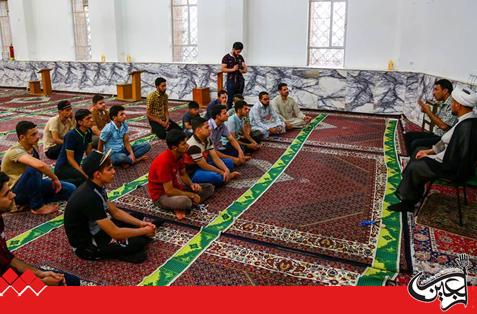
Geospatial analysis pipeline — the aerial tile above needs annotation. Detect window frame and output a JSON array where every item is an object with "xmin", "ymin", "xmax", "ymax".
[
  {"xmin": 71, "ymin": 0, "xmax": 92, "ymax": 61},
  {"xmin": 307, "ymin": 0, "xmax": 348, "ymax": 68},
  {"xmin": 0, "ymin": 0, "xmax": 13, "ymax": 61},
  {"xmin": 171, "ymin": 0, "xmax": 198, "ymax": 63}
]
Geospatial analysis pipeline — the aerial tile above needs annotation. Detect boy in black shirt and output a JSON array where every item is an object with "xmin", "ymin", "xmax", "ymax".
[
  {"xmin": 64, "ymin": 150, "xmax": 157, "ymax": 263},
  {"xmin": 55, "ymin": 109, "xmax": 93, "ymax": 187}
]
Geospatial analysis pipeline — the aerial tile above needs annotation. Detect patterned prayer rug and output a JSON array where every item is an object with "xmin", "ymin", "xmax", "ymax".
[
  {"xmin": 407, "ymin": 213, "xmax": 477, "ymax": 285},
  {"xmin": 2, "ymin": 210, "xmax": 63, "ymax": 240},
  {"xmin": 0, "ymin": 88, "xmax": 30, "ymax": 102},
  {"xmin": 417, "ymin": 191, "xmax": 477, "ymax": 239},
  {"xmin": 0, "ymin": 108, "xmax": 411, "ymax": 286},
  {"xmin": 265, "ymin": 113, "xmax": 404, "ymax": 155},
  {"xmin": 0, "ymin": 114, "xmax": 51, "ymax": 133},
  {"xmin": 0, "ymin": 93, "xmax": 90, "ymax": 111},
  {"xmin": 115, "ymin": 143, "xmax": 290, "ymax": 223},
  {"xmin": 10, "ymin": 220, "xmax": 365, "ymax": 286},
  {"xmin": 223, "ymin": 143, "xmax": 387, "ymax": 264},
  {"xmin": 168, "ymin": 234, "xmax": 365, "ymax": 286},
  {"xmin": 117, "ymin": 142, "xmax": 388, "ymax": 265},
  {"xmin": 10, "ymin": 222, "xmax": 193, "ymax": 286},
  {"xmin": 109, "ymin": 140, "xmax": 167, "ymax": 190}
]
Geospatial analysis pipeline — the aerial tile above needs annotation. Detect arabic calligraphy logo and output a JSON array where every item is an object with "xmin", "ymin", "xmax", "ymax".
[{"xmin": 408, "ymin": 254, "xmax": 470, "ymax": 311}]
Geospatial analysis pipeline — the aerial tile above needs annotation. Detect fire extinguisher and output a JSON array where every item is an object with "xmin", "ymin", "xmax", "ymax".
[{"xmin": 9, "ymin": 44, "xmax": 14, "ymax": 61}]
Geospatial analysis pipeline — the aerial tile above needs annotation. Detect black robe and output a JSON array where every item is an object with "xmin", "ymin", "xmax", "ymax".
[
  {"xmin": 430, "ymin": 117, "xmax": 477, "ymax": 182},
  {"xmin": 397, "ymin": 117, "xmax": 477, "ymax": 203}
]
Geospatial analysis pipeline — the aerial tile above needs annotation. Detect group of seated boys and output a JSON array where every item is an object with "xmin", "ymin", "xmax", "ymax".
[{"xmin": 0, "ymin": 77, "xmax": 312, "ymax": 285}]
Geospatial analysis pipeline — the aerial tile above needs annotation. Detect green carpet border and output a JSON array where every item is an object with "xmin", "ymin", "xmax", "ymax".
[
  {"xmin": 138, "ymin": 114, "xmax": 328, "ymax": 286},
  {"xmin": 357, "ymin": 119, "xmax": 403, "ymax": 286}
]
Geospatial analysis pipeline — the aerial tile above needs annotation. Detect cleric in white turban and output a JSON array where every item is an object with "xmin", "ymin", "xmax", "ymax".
[
  {"xmin": 452, "ymin": 87, "xmax": 477, "ymax": 109},
  {"xmin": 389, "ymin": 87, "xmax": 477, "ymax": 213}
]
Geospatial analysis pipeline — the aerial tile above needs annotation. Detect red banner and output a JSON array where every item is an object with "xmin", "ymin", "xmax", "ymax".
[{"xmin": 0, "ymin": 287, "xmax": 475, "ymax": 313}]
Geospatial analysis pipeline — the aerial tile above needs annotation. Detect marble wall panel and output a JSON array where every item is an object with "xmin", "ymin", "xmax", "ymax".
[{"xmin": 0, "ymin": 60, "xmax": 474, "ymax": 122}]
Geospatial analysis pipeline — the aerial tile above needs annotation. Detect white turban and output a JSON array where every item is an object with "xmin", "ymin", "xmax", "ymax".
[{"xmin": 452, "ymin": 87, "xmax": 477, "ymax": 108}]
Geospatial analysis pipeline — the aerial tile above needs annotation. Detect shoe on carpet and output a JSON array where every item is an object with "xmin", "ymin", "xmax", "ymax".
[
  {"xmin": 117, "ymin": 250, "xmax": 147, "ymax": 264},
  {"xmin": 388, "ymin": 201, "xmax": 415, "ymax": 213}
]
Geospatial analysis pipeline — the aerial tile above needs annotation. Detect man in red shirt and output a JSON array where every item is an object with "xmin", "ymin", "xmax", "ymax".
[
  {"xmin": 0, "ymin": 171, "xmax": 79, "ymax": 286},
  {"xmin": 148, "ymin": 129, "xmax": 214, "ymax": 220}
]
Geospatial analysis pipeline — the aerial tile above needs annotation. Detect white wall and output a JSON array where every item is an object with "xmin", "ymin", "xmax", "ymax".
[
  {"xmin": 198, "ymin": 0, "xmax": 246, "ymax": 64},
  {"xmin": 397, "ymin": 0, "xmax": 477, "ymax": 82},
  {"xmin": 89, "ymin": 0, "xmax": 120, "ymax": 62},
  {"xmin": 116, "ymin": 0, "xmax": 172, "ymax": 63},
  {"xmin": 345, "ymin": 0, "xmax": 400, "ymax": 71},
  {"xmin": 8, "ymin": 0, "xmax": 30, "ymax": 61},
  {"xmin": 5, "ymin": 0, "xmax": 477, "ymax": 83},
  {"xmin": 246, "ymin": 0, "xmax": 309, "ymax": 66},
  {"xmin": 9, "ymin": 0, "xmax": 75, "ymax": 61}
]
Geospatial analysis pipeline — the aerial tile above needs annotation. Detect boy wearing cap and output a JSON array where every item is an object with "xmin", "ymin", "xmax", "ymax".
[
  {"xmin": 43, "ymin": 100, "xmax": 75, "ymax": 160},
  {"xmin": 1, "ymin": 121, "xmax": 76, "ymax": 214},
  {"xmin": 0, "ymin": 171, "xmax": 80, "ymax": 286},
  {"xmin": 98, "ymin": 105, "xmax": 151, "ymax": 168},
  {"xmin": 149, "ymin": 129, "xmax": 214, "ymax": 220},
  {"xmin": 390, "ymin": 87, "xmax": 477, "ymax": 212},
  {"xmin": 64, "ymin": 150, "xmax": 157, "ymax": 263},
  {"xmin": 54, "ymin": 109, "xmax": 93, "ymax": 187}
]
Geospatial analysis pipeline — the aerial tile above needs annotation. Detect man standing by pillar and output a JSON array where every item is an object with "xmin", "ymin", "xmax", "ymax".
[{"xmin": 221, "ymin": 42, "xmax": 248, "ymax": 110}]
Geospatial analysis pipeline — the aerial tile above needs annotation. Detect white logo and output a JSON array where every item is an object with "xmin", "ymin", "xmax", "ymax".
[{"xmin": 408, "ymin": 254, "xmax": 470, "ymax": 311}]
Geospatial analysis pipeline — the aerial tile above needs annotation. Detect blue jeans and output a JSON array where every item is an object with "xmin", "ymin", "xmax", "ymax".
[
  {"xmin": 191, "ymin": 158, "xmax": 234, "ymax": 186},
  {"xmin": 13, "ymin": 167, "xmax": 76, "ymax": 210},
  {"xmin": 110, "ymin": 143, "xmax": 151, "ymax": 166}
]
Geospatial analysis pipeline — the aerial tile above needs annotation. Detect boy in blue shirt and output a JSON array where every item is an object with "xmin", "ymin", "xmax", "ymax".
[{"xmin": 98, "ymin": 105, "xmax": 151, "ymax": 168}]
